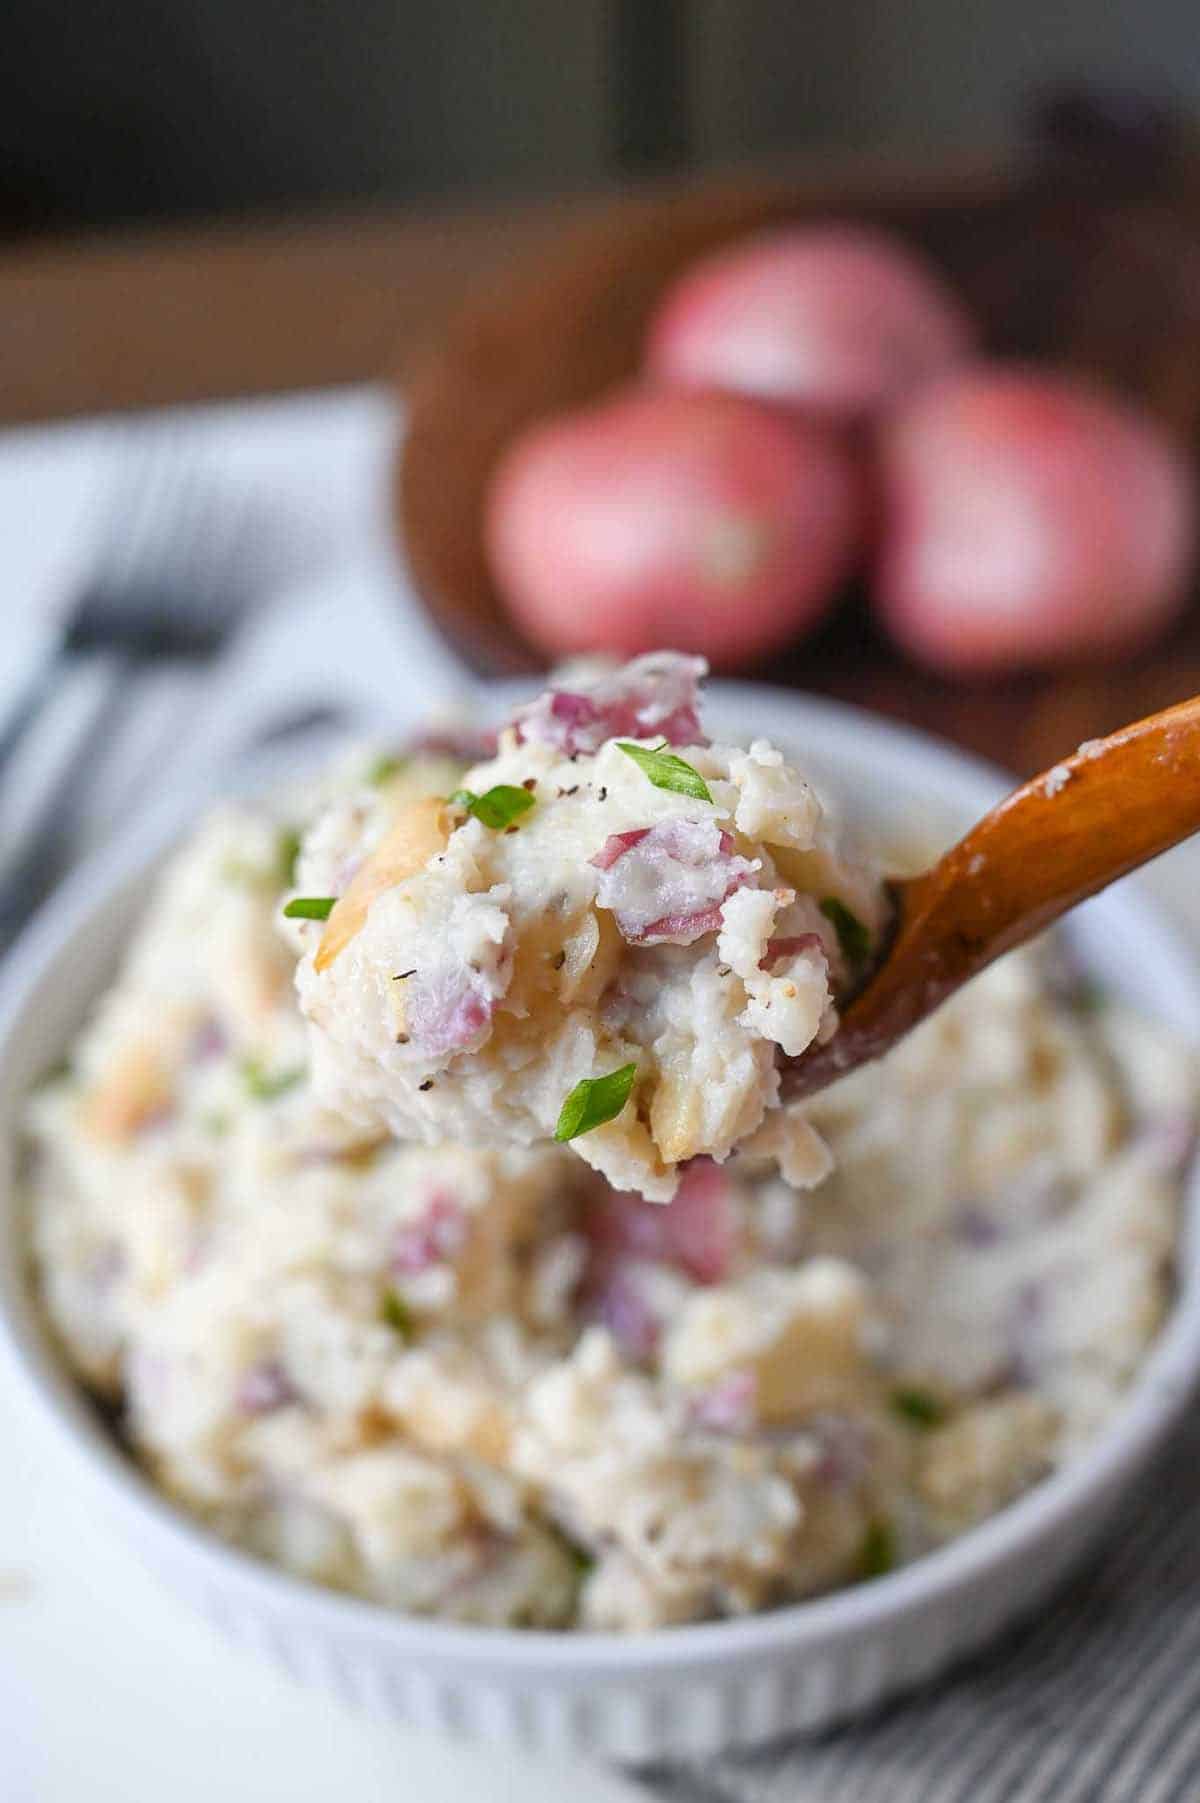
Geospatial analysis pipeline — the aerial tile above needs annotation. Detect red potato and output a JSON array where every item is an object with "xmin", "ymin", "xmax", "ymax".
[
  {"xmin": 485, "ymin": 386, "xmax": 862, "ymax": 667},
  {"xmin": 645, "ymin": 224, "xmax": 973, "ymax": 424},
  {"xmin": 874, "ymin": 367, "xmax": 1197, "ymax": 675}
]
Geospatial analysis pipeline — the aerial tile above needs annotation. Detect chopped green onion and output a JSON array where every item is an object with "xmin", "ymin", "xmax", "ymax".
[
  {"xmin": 820, "ymin": 898, "xmax": 871, "ymax": 974},
  {"xmin": 380, "ymin": 1287, "xmax": 414, "ymax": 1340},
  {"xmin": 860, "ymin": 1518, "xmax": 897, "ymax": 1579},
  {"xmin": 221, "ymin": 856, "xmax": 267, "ymax": 887},
  {"xmin": 240, "ymin": 1058, "xmax": 305, "ymax": 1101},
  {"xmin": 565, "ymin": 1539, "xmax": 595, "ymax": 1579},
  {"xmin": 366, "ymin": 752, "xmax": 407, "ymax": 786},
  {"xmin": 1074, "ymin": 976, "xmax": 1109, "ymax": 1014},
  {"xmin": 283, "ymin": 896, "xmax": 336, "ymax": 921},
  {"xmin": 449, "ymin": 785, "xmax": 535, "ymax": 830},
  {"xmin": 617, "ymin": 740, "xmax": 712, "ymax": 803},
  {"xmin": 554, "ymin": 1063, "xmax": 637, "ymax": 1142},
  {"xmin": 277, "ymin": 827, "xmax": 302, "ymax": 888},
  {"xmin": 890, "ymin": 1386, "xmax": 946, "ymax": 1429}
]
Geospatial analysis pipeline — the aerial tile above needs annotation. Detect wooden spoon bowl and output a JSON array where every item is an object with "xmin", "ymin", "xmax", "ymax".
[{"xmin": 787, "ymin": 691, "xmax": 1200, "ymax": 1096}]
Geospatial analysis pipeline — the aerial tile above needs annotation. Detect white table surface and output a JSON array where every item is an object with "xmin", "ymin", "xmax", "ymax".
[
  {"xmin": 1, "ymin": 1403, "xmax": 645, "ymax": 1803},
  {"xmin": 0, "ymin": 389, "xmax": 1195, "ymax": 1803}
]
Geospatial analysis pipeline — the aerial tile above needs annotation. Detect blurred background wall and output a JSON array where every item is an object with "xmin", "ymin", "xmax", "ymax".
[{"xmin": 2, "ymin": 0, "xmax": 1199, "ymax": 233}]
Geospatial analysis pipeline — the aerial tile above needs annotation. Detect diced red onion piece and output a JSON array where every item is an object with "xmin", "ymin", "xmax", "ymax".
[
  {"xmin": 592, "ymin": 818, "xmax": 754, "ymax": 946},
  {"xmin": 189, "ymin": 1017, "xmax": 228, "ymax": 1063},
  {"xmin": 1136, "ymin": 1111, "xmax": 1197, "ymax": 1175},
  {"xmin": 87, "ymin": 1243, "xmax": 126, "ymax": 1293},
  {"xmin": 406, "ymin": 971, "xmax": 494, "ymax": 1059},
  {"xmin": 953, "ymin": 1202, "xmax": 1004, "ymax": 1248},
  {"xmin": 513, "ymin": 654, "xmax": 706, "ymax": 754},
  {"xmin": 591, "ymin": 1260, "xmax": 662, "ymax": 1360},
  {"xmin": 663, "ymin": 1158, "xmax": 738, "ymax": 1282},
  {"xmin": 1004, "ymin": 1279, "xmax": 1047, "ymax": 1385},
  {"xmin": 639, "ymin": 904, "xmax": 727, "ymax": 944},
  {"xmin": 759, "ymin": 932, "xmax": 824, "ymax": 970},
  {"xmin": 586, "ymin": 1158, "xmax": 736, "ymax": 1285},
  {"xmin": 391, "ymin": 1193, "xmax": 469, "ymax": 1274},
  {"xmin": 689, "ymin": 1369, "xmax": 757, "ymax": 1432},
  {"xmin": 236, "ymin": 1359, "xmax": 297, "ymax": 1416},
  {"xmin": 590, "ymin": 828, "xmax": 651, "ymax": 871},
  {"xmin": 810, "ymin": 1412, "xmax": 872, "ymax": 1489}
]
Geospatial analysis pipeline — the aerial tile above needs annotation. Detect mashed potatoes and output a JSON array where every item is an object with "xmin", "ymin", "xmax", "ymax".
[
  {"xmin": 25, "ymin": 724, "xmax": 1194, "ymax": 1632},
  {"xmin": 288, "ymin": 655, "xmax": 888, "ymax": 1200}
]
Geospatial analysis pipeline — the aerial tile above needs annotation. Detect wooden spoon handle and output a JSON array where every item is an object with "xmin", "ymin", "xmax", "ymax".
[{"xmin": 788, "ymin": 693, "xmax": 1200, "ymax": 1096}]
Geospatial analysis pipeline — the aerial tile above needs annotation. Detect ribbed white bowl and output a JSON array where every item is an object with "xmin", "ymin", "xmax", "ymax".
[{"xmin": 1, "ymin": 685, "xmax": 1198, "ymax": 1763}]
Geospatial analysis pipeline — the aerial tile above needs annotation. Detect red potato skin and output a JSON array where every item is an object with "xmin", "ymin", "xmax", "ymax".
[
  {"xmin": 484, "ymin": 386, "xmax": 862, "ymax": 667},
  {"xmin": 874, "ymin": 368, "xmax": 1197, "ymax": 675},
  {"xmin": 645, "ymin": 224, "xmax": 973, "ymax": 424}
]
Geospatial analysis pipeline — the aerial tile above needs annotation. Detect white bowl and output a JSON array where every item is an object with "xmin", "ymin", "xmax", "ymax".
[{"xmin": 1, "ymin": 684, "xmax": 1198, "ymax": 1764}]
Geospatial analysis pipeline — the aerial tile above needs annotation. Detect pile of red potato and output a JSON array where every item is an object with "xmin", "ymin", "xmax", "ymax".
[{"xmin": 484, "ymin": 223, "xmax": 1197, "ymax": 675}]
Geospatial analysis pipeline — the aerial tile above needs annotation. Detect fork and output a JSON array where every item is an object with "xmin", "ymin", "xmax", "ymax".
[{"xmin": 0, "ymin": 433, "xmax": 263, "ymax": 940}]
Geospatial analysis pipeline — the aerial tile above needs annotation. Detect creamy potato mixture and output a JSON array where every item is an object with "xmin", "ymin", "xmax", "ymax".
[
  {"xmin": 290, "ymin": 655, "xmax": 888, "ymax": 1200},
  {"xmin": 25, "ymin": 689, "xmax": 1194, "ymax": 1632}
]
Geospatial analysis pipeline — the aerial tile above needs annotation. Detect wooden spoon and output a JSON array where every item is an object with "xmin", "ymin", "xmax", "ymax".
[{"xmin": 785, "ymin": 694, "xmax": 1200, "ymax": 1098}]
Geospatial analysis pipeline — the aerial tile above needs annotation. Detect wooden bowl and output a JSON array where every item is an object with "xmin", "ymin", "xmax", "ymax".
[{"xmin": 397, "ymin": 154, "xmax": 1200, "ymax": 772}]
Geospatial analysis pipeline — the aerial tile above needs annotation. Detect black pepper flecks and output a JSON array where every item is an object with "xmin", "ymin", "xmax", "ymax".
[{"xmin": 418, "ymin": 1078, "xmax": 434, "ymax": 1092}]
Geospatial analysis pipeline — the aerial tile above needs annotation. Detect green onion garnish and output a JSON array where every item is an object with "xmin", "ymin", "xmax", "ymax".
[
  {"xmin": 220, "ymin": 857, "xmax": 266, "ymax": 887},
  {"xmin": 1074, "ymin": 976, "xmax": 1109, "ymax": 1014},
  {"xmin": 240, "ymin": 1058, "xmax": 305, "ymax": 1101},
  {"xmin": 366, "ymin": 753, "xmax": 407, "ymax": 786},
  {"xmin": 277, "ymin": 827, "xmax": 302, "ymax": 888},
  {"xmin": 449, "ymin": 785, "xmax": 535, "ymax": 830},
  {"xmin": 566, "ymin": 1540, "xmax": 595, "ymax": 1579},
  {"xmin": 860, "ymin": 1519, "xmax": 897, "ymax": 1579},
  {"xmin": 889, "ymin": 1386, "xmax": 945, "ymax": 1429},
  {"xmin": 283, "ymin": 896, "xmax": 336, "ymax": 921},
  {"xmin": 617, "ymin": 740, "xmax": 712, "ymax": 803},
  {"xmin": 380, "ymin": 1287, "xmax": 414, "ymax": 1340},
  {"xmin": 819, "ymin": 898, "xmax": 871, "ymax": 974},
  {"xmin": 554, "ymin": 1063, "xmax": 637, "ymax": 1142}
]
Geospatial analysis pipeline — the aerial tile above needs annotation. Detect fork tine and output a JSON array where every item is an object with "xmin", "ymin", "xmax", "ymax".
[
  {"xmin": 79, "ymin": 428, "xmax": 190, "ymax": 620},
  {"xmin": 69, "ymin": 433, "xmax": 261, "ymax": 654},
  {"xmin": 118, "ymin": 432, "xmax": 199, "ymax": 588},
  {"xmin": 153, "ymin": 473, "xmax": 253, "ymax": 638}
]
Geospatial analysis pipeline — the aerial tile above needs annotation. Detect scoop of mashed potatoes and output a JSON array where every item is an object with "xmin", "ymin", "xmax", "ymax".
[{"xmin": 287, "ymin": 655, "xmax": 887, "ymax": 1199}]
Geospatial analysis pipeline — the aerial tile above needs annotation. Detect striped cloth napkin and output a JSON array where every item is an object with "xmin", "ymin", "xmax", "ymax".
[{"xmin": 644, "ymin": 1408, "xmax": 1200, "ymax": 1802}]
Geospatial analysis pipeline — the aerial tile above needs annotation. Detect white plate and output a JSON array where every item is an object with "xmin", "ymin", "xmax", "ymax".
[{"xmin": 1, "ymin": 683, "xmax": 1198, "ymax": 1763}]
